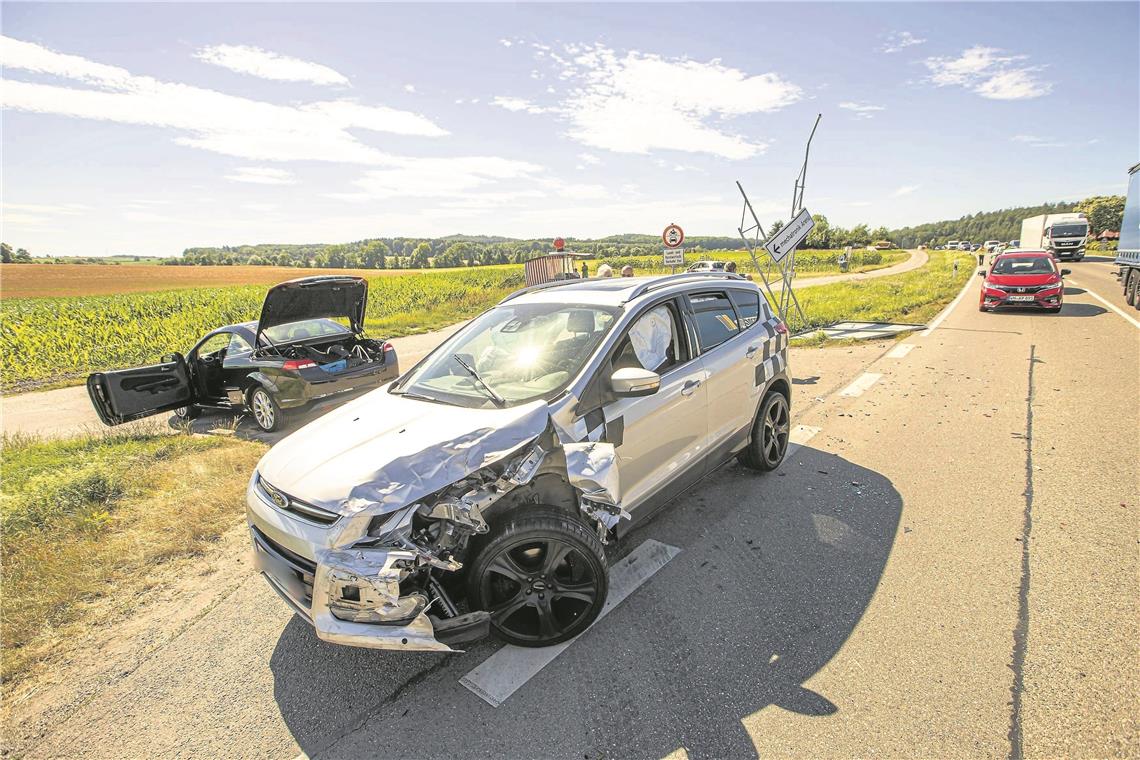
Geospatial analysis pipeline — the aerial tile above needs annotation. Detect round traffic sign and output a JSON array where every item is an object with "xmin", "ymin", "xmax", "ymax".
[
  {"xmin": 553, "ymin": 237, "xmax": 566, "ymax": 251},
  {"xmin": 662, "ymin": 224, "xmax": 684, "ymax": 248}
]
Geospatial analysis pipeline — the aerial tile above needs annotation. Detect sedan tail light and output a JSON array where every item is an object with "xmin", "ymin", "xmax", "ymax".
[{"xmin": 282, "ymin": 359, "xmax": 317, "ymax": 371}]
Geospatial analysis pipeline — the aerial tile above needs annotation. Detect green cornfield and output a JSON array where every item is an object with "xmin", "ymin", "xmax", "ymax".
[{"xmin": 0, "ymin": 268, "xmax": 524, "ymax": 392}]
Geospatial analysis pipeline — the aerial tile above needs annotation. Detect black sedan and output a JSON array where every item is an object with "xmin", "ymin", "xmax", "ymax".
[{"xmin": 88, "ymin": 276, "xmax": 400, "ymax": 432}]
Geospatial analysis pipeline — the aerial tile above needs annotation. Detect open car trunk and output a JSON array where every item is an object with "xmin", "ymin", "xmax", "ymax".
[{"xmin": 256, "ymin": 276, "xmax": 389, "ymax": 375}]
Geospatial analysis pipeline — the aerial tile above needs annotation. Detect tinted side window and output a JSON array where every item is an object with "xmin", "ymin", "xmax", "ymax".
[
  {"xmin": 228, "ymin": 333, "xmax": 254, "ymax": 354},
  {"xmin": 689, "ymin": 292, "xmax": 740, "ymax": 352},
  {"xmin": 728, "ymin": 289, "xmax": 762, "ymax": 328}
]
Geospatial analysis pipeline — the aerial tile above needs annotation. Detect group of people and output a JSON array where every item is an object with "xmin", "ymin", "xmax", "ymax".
[
  {"xmin": 590, "ymin": 263, "xmax": 634, "ymax": 278},
  {"xmin": 582, "ymin": 260, "xmax": 749, "ymax": 280}
]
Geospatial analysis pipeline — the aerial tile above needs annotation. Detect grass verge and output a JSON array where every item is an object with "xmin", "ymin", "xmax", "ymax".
[
  {"xmin": 0, "ymin": 425, "xmax": 266, "ymax": 683},
  {"xmin": 787, "ymin": 250, "xmax": 974, "ymax": 345}
]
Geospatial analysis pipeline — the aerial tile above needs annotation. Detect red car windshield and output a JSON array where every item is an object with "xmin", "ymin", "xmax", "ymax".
[{"xmin": 992, "ymin": 257, "xmax": 1055, "ymax": 275}]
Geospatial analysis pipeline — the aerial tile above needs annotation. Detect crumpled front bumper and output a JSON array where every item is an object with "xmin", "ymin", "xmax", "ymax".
[{"xmin": 247, "ymin": 479, "xmax": 455, "ymax": 653}]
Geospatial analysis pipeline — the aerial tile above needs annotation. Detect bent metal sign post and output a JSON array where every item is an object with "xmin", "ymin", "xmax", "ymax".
[{"xmin": 764, "ymin": 207, "xmax": 814, "ymax": 263}]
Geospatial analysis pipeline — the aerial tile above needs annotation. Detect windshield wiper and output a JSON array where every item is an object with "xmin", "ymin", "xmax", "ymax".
[{"xmin": 451, "ymin": 354, "xmax": 505, "ymax": 407}]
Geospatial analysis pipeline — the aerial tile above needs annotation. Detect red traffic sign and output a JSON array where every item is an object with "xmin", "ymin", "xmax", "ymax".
[
  {"xmin": 553, "ymin": 237, "xmax": 566, "ymax": 251},
  {"xmin": 662, "ymin": 224, "xmax": 684, "ymax": 248}
]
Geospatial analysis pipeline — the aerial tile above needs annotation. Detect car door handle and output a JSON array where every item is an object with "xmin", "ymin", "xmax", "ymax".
[
  {"xmin": 681, "ymin": 379, "xmax": 701, "ymax": 396},
  {"xmin": 745, "ymin": 345, "xmax": 760, "ymax": 358}
]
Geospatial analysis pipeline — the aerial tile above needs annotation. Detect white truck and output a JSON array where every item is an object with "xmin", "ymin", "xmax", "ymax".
[
  {"xmin": 1115, "ymin": 162, "xmax": 1140, "ymax": 308},
  {"xmin": 1020, "ymin": 213, "xmax": 1089, "ymax": 261}
]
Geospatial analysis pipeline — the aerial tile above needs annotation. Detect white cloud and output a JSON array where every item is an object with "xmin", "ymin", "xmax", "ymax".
[
  {"xmin": 1012, "ymin": 134, "xmax": 1068, "ymax": 148},
  {"xmin": 491, "ymin": 95, "xmax": 550, "ymax": 114},
  {"xmin": 403, "ymin": 83, "xmax": 416, "ymax": 93},
  {"xmin": 3, "ymin": 202, "xmax": 90, "ymax": 215},
  {"xmin": 511, "ymin": 43, "xmax": 800, "ymax": 159},
  {"xmin": 924, "ymin": 46, "xmax": 1051, "ymax": 100},
  {"xmin": 123, "ymin": 210, "xmax": 175, "ymax": 223},
  {"xmin": 348, "ymin": 155, "xmax": 545, "ymax": 200},
  {"xmin": 226, "ymin": 166, "xmax": 297, "ymax": 185},
  {"xmin": 0, "ymin": 35, "xmax": 448, "ymax": 166},
  {"xmin": 194, "ymin": 44, "xmax": 349, "ymax": 87},
  {"xmin": 880, "ymin": 32, "xmax": 926, "ymax": 54},
  {"xmin": 839, "ymin": 101, "xmax": 886, "ymax": 119},
  {"xmin": 893, "ymin": 185, "xmax": 920, "ymax": 197},
  {"xmin": 576, "ymin": 152, "xmax": 602, "ymax": 166},
  {"xmin": 499, "ymin": 39, "xmax": 513, "ymax": 48}
]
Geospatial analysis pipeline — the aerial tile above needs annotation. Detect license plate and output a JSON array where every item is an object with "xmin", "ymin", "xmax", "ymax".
[{"xmin": 1008, "ymin": 295, "xmax": 1036, "ymax": 302}]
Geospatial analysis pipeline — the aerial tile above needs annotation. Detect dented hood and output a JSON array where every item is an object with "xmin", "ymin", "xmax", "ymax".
[
  {"xmin": 258, "ymin": 276, "xmax": 367, "ymax": 337},
  {"xmin": 257, "ymin": 389, "xmax": 550, "ymax": 513}
]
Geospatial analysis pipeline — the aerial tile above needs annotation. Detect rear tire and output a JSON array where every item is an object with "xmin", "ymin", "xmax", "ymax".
[
  {"xmin": 466, "ymin": 507, "xmax": 607, "ymax": 647},
  {"xmin": 1127, "ymin": 271, "xmax": 1140, "ymax": 309},
  {"xmin": 248, "ymin": 387, "xmax": 283, "ymax": 432},
  {"xmin": 174, "ymin": 405, "xmax": 200, "ymax": 421},
  {"xmin": 737, "ymin": 390, "xmax": 791, "ymax": 472}
]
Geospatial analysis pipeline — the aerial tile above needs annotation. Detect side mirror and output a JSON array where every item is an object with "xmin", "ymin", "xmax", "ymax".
[
  {"xmin": 976, "ymin": 270, "xmax": 985, "ymax": 277},
  {"xmin": 610, "ymin": 367, "xmax": 660, "ymax": 397},
  {"xmin": 1061, "ymin": 268, "xmax": 1071, "ymax": 276}
]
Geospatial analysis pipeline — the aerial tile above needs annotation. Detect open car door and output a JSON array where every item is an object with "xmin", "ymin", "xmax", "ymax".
[{"xmin": 87, "ymin": 353, "xmax": 194, "ymax": 426}]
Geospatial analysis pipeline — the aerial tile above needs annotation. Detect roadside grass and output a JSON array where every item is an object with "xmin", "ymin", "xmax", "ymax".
[
  {"xmin": 787, "ymin": 250, "xmax": 974, "ymax": 345},
  {"xmin": 596, "ymin": 248, "xmax": 907, "ymax": 276},
  {"xmin": 0, "ymin": 425, "xmax": 265, "ymax": 683}
]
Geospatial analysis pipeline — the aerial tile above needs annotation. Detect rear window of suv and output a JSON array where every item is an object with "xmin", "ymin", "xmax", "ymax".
[
  {"xmin": 727, "ymin": 289, "xmax": 763, "ymax": 329},
  {"xmin": 689, "ymin": 292, "xmax": 740, "ymax": 351}
]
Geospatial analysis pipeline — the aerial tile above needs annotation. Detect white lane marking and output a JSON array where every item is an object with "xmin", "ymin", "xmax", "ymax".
[
  {"xmin": 919, "ymin": 270, "xmax": 975, "ymax": 337},
  {"xmin": 1070, "ymin": 279, "xmax": 1140, "ymax": 329},
  {"xmin": 886, "ymin": 343, "xmax": 916, "ymax": 359},
  {"xmin": 839, "ymin": 372, "xmax": 882, "ymax": 398},
  {"xmin": 460, "ymin": 539, "xmax": 681, "ymax": 707},
  {"xmin": 787, "ymin": 424, "xmax": 821, "ymax": 456}
]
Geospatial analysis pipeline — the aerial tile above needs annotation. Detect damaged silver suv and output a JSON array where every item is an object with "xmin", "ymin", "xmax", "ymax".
[{"xmin": 247, "ymin": 273, "xmax": 791, "ymax": 652}]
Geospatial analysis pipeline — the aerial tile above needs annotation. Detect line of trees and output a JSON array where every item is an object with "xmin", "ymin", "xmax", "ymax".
[{"xmin": 1, "ymin": 243, "xmax": 33, "ymax": 263}]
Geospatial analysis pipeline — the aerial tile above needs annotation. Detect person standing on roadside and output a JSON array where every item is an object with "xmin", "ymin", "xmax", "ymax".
[
  {"xmin": 725, "ymin": 261, "xmax": 738, "ymax": 274},
  {"xmin": 621, "ymin": 265, "xmax": 634, "ymax": 277},
  {"xmin": 597, "ymin": 263, "xmax": 614, "ymax": 278},
  {"xmin": 581, "ymin": 261, "xmax": 589, "ymax": 278}
]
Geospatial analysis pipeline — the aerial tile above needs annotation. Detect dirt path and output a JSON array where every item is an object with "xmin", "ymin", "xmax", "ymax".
[{"xmin": 0, "ymin": 251, "xmax": 927, "ymax": 440}]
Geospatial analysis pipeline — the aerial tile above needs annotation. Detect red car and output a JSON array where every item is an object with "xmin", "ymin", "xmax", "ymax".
[{"xmin": 979, "ymin": 250, "xmax": 1069, "ymax": 313}]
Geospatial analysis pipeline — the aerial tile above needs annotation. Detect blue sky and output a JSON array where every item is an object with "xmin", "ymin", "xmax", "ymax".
[{"xmin": 2, "ymin": 2, "xmax": 1137, "ymax": 256}]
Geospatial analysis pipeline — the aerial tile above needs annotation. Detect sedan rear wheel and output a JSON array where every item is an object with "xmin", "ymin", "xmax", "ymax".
[
  {"xmin": 467, "ymin": 508, "xmax": 607, "ymax": 647},
  {"xmin": 249, "ymin": 388, "xmax": 282, "ymax": 432}
]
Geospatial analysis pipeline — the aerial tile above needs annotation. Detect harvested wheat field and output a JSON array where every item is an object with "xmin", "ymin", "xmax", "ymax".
[{"xmin": 0, "ymin": 263, "xmax": 427, "ymax": 299}]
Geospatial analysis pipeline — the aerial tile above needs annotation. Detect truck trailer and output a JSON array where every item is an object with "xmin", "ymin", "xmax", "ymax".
[
  {"xmin": 1115, "ymin": 162, "xmax": 1140, "ymax": 308},
  {"xmin": 1020, "ymin": 213, "xmax": 1089, "ymax": 260}
]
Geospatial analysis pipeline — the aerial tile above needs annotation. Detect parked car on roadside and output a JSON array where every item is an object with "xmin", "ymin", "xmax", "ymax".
[
  {"xmin": 686, "ymin": 260, "xmax": 729, "ymax": 272},
  {"xmin": 87, "ymin": 276, "xmax": 399, "ymax": 432},
  {"xmin": 978, "ymin": 250, "xmax": 1069, "ymax": 313},
  {"xmin": 244, "ymin": 272, "xmax": 792, "ymax": 652}
]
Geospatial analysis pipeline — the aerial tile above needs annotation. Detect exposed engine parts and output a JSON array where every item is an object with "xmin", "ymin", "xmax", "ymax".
[{"xmin": 271, "ymin": 337, "xmax": 387, "ymax": 371}]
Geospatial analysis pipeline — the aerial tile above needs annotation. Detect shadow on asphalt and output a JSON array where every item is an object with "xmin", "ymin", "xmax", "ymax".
[
  {"xmin": 166, "ymin": 388, "xmax": 379, "ymax": 445},
  {"xmin": 1063, "ymin": 286, "xmax": 1086, "ymax": 295},
  {"xmin": 986, "ymin": 304, "xmax": 1107, "ymax": 318},
  {"xmin": 267, "ymin": 447, "xmax": 902, "ymax": 759}
]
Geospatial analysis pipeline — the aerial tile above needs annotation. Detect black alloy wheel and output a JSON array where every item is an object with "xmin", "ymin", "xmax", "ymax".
[
  {"xmin": 738, "ymin": 390, "xmax": 791, "ymax": 472},
  {"xmin": 467, "ymin": 508, "xmax": 607, "ymax": 647}
]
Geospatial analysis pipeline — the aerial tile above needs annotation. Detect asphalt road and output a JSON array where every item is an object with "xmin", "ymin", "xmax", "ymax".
[
  {"xmin": 0, "ymin": 250, "xmax": 928, "ymax": 442},
  {"xmin": 5, "ymin": 256, "xmax": 1136, "ymax": 759}
]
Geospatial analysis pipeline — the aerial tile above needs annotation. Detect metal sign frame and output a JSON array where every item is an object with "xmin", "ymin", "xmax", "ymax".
[{"xmin": 735, "ymin": 113, "xmax": 821, "ymax": 332}]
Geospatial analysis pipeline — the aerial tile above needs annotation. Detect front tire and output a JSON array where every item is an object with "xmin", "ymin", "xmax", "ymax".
[
  {"xmin": 248, "ymin": 387, "xmax": 283, "ymax": 432},
  {"xmin": 466, "ymin": 507, "xmax": 607, "ymax": 647},
  {"xmin": 737, "ymin": 390, "xmax": 791, "ymax": 472},
  {"xmin": 1126, "ymin": 271, "xmax": 1140, "ymax": 309}
]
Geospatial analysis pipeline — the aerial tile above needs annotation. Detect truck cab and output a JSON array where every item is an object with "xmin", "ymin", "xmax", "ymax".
[{"xmin": 1043, "ymin": 215, "xmax": 1089, "ymax": 261}]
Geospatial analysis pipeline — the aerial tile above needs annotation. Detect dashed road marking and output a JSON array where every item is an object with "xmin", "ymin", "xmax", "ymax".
[
  {"xmin": 787, "ymin": 424, "xmax": 821, "ymax": 456},
  {"xmin": 839, "ymin": 372, "xmax": 882, "ymax": 398},
  {"xmin": 886, "ymin": 343, "xmax": 916, "ymax": 359},
  {"xmin": 460, "ymin": 539, "xmax": 681, "ymax": 708},
  {"xmin": 1070, "ymin": 280, "xmax": 1140, "ymax": 329}
]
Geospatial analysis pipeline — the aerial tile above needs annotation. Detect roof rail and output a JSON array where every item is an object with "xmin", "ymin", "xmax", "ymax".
[
  {"xmin": 499, "ymin": 277, "xmax": 589, "ymax": 304},
  {"xmin": 623, "ymin": 271, "xmax": 748, "ymax": 302}
]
